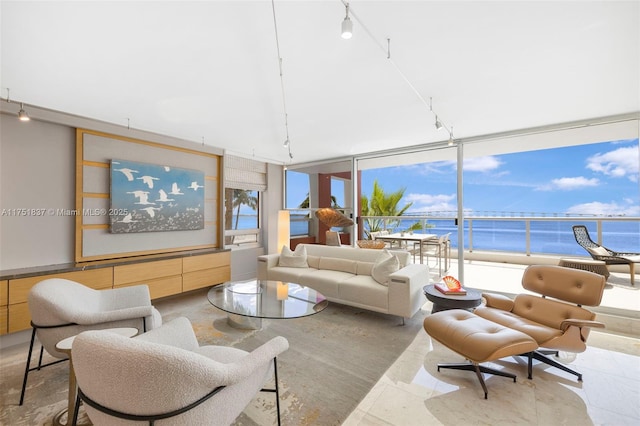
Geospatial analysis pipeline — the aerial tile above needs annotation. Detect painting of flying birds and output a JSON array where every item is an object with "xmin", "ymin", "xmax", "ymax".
[{"xmin": 110, "ymin": 159, "xmax": 205, "ymax": 233}]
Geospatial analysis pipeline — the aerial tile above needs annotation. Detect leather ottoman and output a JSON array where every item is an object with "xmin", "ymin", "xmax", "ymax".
[{"xmin": 423, "ymin": 309, "xmax": 538, "ymax": 399}]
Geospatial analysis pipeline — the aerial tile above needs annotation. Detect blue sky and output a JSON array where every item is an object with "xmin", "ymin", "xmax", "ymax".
[{"xmin": 287, "ymin": 139, "xmax": 640, "ymax": 216}]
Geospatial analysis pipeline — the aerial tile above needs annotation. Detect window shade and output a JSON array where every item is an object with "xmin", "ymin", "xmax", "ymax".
[{"xmin": 224, "ymin": 154, "xmax": 267, "ymax": 191}]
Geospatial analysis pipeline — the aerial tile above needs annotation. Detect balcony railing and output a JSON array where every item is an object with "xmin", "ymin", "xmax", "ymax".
[
  {"xmin": 358, "ymin": 214, "xmax": 639, "ymax": 256},
  {"xmin": 286, "ymin": 209, "xmax": 638, "ymax": 256}
]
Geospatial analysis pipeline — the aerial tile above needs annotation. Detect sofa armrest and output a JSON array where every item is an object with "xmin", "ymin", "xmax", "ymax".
[
  {"xmin": 388, "ymin": 264, "xmax": 430, "ymax": 318},
  {"xmin": 257, "ymin": 254, "xmax": 281, "ymax": 280}
]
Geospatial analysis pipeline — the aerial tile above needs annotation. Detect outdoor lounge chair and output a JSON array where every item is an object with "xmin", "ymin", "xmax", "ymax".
[{"xmin": 572, "ymin": 225, "xmax": 640, "ymax": 285}]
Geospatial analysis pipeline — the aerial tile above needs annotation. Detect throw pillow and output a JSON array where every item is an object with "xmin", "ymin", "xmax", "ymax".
[
  {"xmin": 587, "ymin": 246, "xmax": 609, "ymax": 257},
  {"xmin": 278, "ymin": 245, "xmax": 308, "ymax": 268},
  {"xmin": 371, "ymin": 251, "xmax": 400, "ymax": 286}
]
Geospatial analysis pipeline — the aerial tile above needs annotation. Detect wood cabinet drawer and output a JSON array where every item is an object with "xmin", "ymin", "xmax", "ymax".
[
  {"xmin": 8, "ymin": 303, "xmax": 30, "ymax": 333},
  {"xmin": 0, "ymin": 280, "xmax": 7, "ymax": 307},
  {"xmin": 182, "ymin": 266, "xmax": 230, "ymax": 292},
  {"xmin": 9, "ymin": 268, "xmax": 113, "ymax": 305},
  {"xmin": 115, "ymin": 276, "xmax": 183, "ymax": 301},
  {"xmin": 183, "ymin": 252, "xmax": 231, "ymax": 273},
  {"xmin": 0, "ymin": 306, "xmax": 7, "ymax": 335},
  {"xmin": 113, "ymin": 259, "xmax": 182, "ymax": 286},
  {"xmin": 0, "ymin": 280, "xmax": 6, "ymax": 335}
]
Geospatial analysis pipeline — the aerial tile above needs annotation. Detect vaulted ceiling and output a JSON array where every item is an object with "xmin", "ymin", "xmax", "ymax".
[{"xmin": 2, "ymin": 1, "xmax": 638, "ymax": 165}]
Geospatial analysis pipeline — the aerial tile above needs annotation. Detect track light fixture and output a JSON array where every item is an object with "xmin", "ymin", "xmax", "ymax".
[
  {"xmin": 18, "ymin": 103, "xmax": 30, "ymax": 121},
  {"xmin": 271, "ymin": 0, "xmax": 294, "ymax": 160},
  {"xmin": 430, "ymin": 97, "xmax": 455, "ymax": 145},
  {"xmin": 341, "ymin": 3, "xmax": 353, "ymax": 39},
  {"xmin": 5, "ymin": 89, "xmax": 30, "ymax": 122}
]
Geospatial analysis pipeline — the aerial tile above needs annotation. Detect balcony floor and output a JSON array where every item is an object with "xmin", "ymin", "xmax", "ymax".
[{"xmin": 449, "ymin": 258, "xmax": 639, "ymax": 314}]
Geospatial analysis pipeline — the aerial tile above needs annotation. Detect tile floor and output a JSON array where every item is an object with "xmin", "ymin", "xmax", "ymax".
[
  {"xmin": 1, "ymin": 258, "xmax": 638, "ymax": 425},
  {"xmin": 343, "ymin": 259, "xmax": 640, "ymax": 426},
  {"xmin": 343, "ymin": 325, "xmax": 640, "ymax": 425}
]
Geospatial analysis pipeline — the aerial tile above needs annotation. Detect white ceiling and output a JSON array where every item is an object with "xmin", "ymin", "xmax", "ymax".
[{"xmin": 2, "ymin": 1, "xmax": 638, "ymax": 165}]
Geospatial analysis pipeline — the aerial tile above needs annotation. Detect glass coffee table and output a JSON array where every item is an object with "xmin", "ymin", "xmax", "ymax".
[{"xmin": 207, "ymin": 279, "xmax": 329, "ymax": 329}]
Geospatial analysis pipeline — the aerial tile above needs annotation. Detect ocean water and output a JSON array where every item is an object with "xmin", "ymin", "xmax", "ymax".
[{"xmin": 234, "ymin": 215, "xmax": 640, "ymax": 256}]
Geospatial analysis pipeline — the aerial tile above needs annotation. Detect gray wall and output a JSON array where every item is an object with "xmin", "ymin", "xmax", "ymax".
[
  {"xmin": 0, "ymin": 115, "xmax": 76, "ymax": 269},
  {"xmin": 1, "ymin": 111, "xmax": 281, "ymax": 274}
]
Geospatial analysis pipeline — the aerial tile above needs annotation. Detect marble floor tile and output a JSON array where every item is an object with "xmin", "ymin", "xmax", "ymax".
[{"xmin": 344, "ymin": 329, "xmax": 640, "ymax": 426}]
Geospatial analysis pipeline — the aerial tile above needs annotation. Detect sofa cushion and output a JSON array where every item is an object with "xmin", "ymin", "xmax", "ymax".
[
  {"xmin": 356, "ymin": 261, "xmax": 375, "ymax": 276},
  {"xmin": 586, "ymin": 246, "xmax": 609, "ymax": 257},
  {"xmin": 279, "ymin": 245, "xmax": 308, "ymax": 268},
  {"xmin": 319, "ymin": 257, "xmax": 358, "ymax": 274},
  {"xmin": 371, "ymin": 251, "xmax": 400, "ymax": 286},
  {"xmin": 267, "ymin": 266, "xmax": 317, "ymax": 282},
  {"xmin": 302, "ymin": 270, "xmax": 355, "ymax": 298},
  {"xmin": 307, "ymin": 255, "xmax": 320, "ymax": 269},
  {"xmin": 339, "ymin": 275, "xmax": 388, "ymax": 310}
]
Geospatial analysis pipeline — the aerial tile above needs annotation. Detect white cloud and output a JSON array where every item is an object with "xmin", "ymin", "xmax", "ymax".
[
  {"xmin": 565, "ymin": 200, "xmax": 640, "ymax": 216},
  {"xmin": 406, "ymin": 162, "xmax": 451, "ymax": 175},
  {"xmin": 463, "ymin": 156, "xmax": 503, "ymax": 172},
  {"xmin": 587, "ymin": 146, "xmax": 639, "ymax": 182},
  {"xmin": 405, "ymin": 193, "xmax": 456, "ymax": 212},
  {"xmin": 537, "ymin": 176, "xmax": 599, "ymax": 191},
  {"xmin": 410, "ymin": 156, "xmax": 504, "ymax": 175}
]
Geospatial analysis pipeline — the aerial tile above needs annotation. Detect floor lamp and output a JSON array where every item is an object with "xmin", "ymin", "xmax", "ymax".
[{"xmin": 277, "ymin": 210, "xmax": 290, "ymax": 252}]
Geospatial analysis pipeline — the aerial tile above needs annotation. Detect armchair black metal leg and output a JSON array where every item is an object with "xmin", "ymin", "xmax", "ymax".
[
  {"xmin": 274, "ymin": 357, "xmax": 281, "ymax": 426},
  {"xmin": 37, "ymin": 346, "xmax": 44, "ymax": 370},
  {"xmin": 19, "ymin": 327, "xmax": 37, "ymax": 405},
  {"xmin": 530, "ymin": 350, "xmax": 583, "ymax": 381},
  {"xmin": 261, "ymin": 357, "xmax": 283, "ymax": 425}
]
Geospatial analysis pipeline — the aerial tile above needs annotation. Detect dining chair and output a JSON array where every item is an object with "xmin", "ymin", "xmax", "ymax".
[{"xmin": 413, "ymin": 233, "xmax": 450, "ymax": 275}]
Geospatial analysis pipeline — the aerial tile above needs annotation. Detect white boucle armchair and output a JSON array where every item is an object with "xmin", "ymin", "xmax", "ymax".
[
  {"xmin": 70, "ymin": 317, "xmax": 289, "ymax": 426},
  {"xmin": 20, "ymin": 278, "xmax": 163, "ymax": 405}
]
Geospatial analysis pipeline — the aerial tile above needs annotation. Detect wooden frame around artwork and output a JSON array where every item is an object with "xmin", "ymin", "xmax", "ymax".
[{"xmin": 75, "ymin": 129, "xmax": 222, "ymax": 263}]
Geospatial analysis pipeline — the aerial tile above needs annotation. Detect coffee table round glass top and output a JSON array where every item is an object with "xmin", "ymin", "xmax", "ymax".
[{"xmin": 208, "ymin": 280, "xmax": 328, "ymax": 328}]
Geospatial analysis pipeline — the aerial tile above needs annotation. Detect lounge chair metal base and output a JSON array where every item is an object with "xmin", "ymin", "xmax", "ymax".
[
  {"xmin": 436, "ymin": 361, "xmax": 517, "ymax": 399},
  {"xmin": 525, "ymin": 350, "xmax": 583, "ymax": 381}
]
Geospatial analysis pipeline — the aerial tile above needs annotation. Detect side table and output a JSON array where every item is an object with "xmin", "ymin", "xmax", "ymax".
[
  {"xmin": 423, "ymin": 284, "xmax": 482, "ymax": 313},
  {"xmin": 53, "ymin": 327, "xmax": 139, "ymax": 426}
]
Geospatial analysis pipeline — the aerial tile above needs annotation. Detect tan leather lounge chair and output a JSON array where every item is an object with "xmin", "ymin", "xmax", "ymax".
[{"xmin": 474, "ymin": 265, "xmax": 606, "ymax": 381}]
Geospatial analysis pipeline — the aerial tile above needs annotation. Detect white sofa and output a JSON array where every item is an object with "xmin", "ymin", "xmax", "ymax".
[{"xmin": 257, "ymin": 244, "xmax": 430, "ymax": 320}]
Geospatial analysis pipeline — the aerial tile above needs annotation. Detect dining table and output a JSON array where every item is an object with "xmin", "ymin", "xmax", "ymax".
[{"xmin": 374, "ymin": 232, "xmax": 437, "ymax": 264}]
